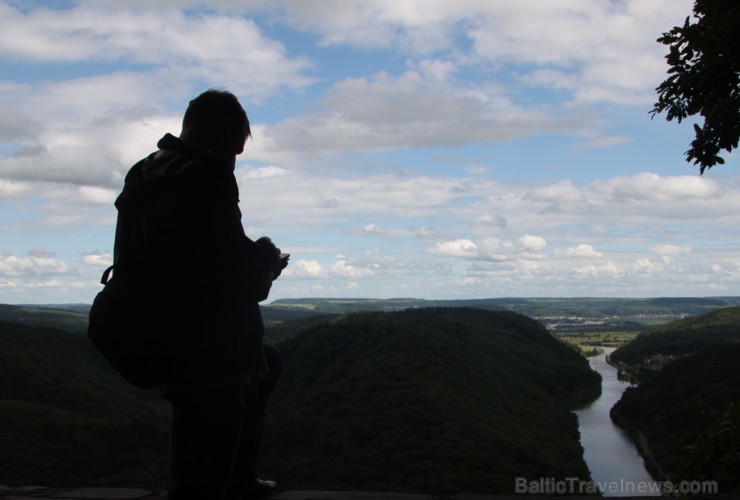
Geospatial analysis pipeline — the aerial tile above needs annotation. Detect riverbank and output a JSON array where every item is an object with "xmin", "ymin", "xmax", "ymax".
[
  {"xmin": 601, "ymin": 349, "xmax": 665, "ymax": 480},
  {"xmin": 574, "ymin": 347, "xmax": 659, "ymax": 496},
  {"xmin": 604, "ymin": 355, "xmax": 674, "ymax": 483}
]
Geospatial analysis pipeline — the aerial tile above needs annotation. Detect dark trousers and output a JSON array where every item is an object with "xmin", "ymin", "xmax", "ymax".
[{"xmin": 164, "ymin": 343, "xmax": 281, "ymax": 500}]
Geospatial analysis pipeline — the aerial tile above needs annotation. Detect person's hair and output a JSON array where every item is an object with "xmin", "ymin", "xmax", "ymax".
[{"xmin": 181, "ymin": 89, "xmax": 251, "ymax": 154}]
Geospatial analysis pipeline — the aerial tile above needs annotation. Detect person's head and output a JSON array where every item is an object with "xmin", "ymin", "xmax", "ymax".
[{"xmin": 180, "ymin": 89, "xmax": 251, "ymax": 160}]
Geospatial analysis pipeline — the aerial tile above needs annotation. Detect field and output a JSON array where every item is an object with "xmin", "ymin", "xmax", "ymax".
[{"xmin": 556, "ymin": 331, "xmax": 641, "ymax": 352}]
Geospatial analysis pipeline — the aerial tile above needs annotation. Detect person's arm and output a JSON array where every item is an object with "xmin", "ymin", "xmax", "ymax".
[{"xmin": 181, "ymin": 162, "xmax": 278, "ymax": 302}]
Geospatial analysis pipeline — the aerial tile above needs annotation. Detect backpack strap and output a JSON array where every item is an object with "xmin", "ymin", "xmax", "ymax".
[{"xmin": 100, "ymin": 264, "xmax": 117, "ymax": 285}]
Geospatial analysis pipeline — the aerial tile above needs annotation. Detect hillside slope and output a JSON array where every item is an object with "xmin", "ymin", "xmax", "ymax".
[
  {"xmin": 261, "ymin": 308, "xmax": 601, "ymax": 495},
  {"xmin": 610, "ymin": 343, "xmax": 740, "ymax": 493},
  {"xmin": 609, "ymin": 306, "xmax": 740, "ymax": 382},
  {"xmin": 0, "ymin": 304, "xmax": 88, "ymax": 333},
  {"xmin": 0, "ymin": 322, "xmax": 170, "ymax": 488}
]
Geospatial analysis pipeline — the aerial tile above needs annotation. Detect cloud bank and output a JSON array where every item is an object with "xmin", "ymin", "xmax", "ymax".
[{"xmin": 2, "ymin": 0, "xmax": 738, "ymax": 304}]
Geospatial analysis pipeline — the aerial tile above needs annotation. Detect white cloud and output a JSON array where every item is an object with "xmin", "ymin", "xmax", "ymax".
[
  {"xmin": 517, "ymin": 234, "xmax": 547, "ymax": 252},
  {"xmin": 650, "ymin": 244, "xmax": 691, "ymax": 256},
  {"xmin": 468, "ymin": 0, "xmax": 691, "ymax": 105},
  {"xmin": 476, "ymin": 238, "xmax": 516, "ymax": 262},
  {"xmin": 429, "ymin": 235, "xmax": 548, "ymax": 263},
  {"xmin": 0, "ymin": 245, "xmax": 109, "ymax": 301},
  {"xmin": 279, "ymin": 255, "xmax": 378, "ymax": 282},
  {"xmin": 0, "ymin": 179, "xmax": 30, "ymax": 199},
  {"xmin": 474, "ymin": 214, "xmax": 506, "ymax": 228},
  {"xmin": 649, "ymin": 244, "xmax": 692, "ymax": 264},
  {"xmin": 239, "ymin": 0, "xmax": 693, "ymax": 105},
  {"xmin": 7, "ymin": 164, "xmax": 737, "ymax": 302},
  {"xmin": 563, "ymin": 244, "xmax": 603, "ymax": 258},
  {"xmin": 244, "ymin": 166, "xmax": 288, "ymax": 179},
  {"xmin": 0, "ymin": 179, "xmax": 118, "ymax": 234},
  {"xmin": 77, "ymin": 186, "xmax": 117, "ymax": 205},
  {"xmin": 236, "ymin": 171, "xmax": 471, "ymax": 233},
  {"xmin": 573, "ymin": 135, "xmax": 633, "ymax": 149},
  {"xmin": 430, "ymin": 239, "xmax": 478, "ymax": 259},
  {"xmin": 361, "ymin": 224, "xmax": 385, "ymax": 235},
  {"xmin": 353, "ymin": 223, "xmax": 436, "ymax": 238},
  {"xmin": 330, "ymin": 256, "xmax": 376, "ymax": 277},
  {"xmin": 414, "ymin": 58, "xmax": 457, "ymax": 81},
  {"xmin": 0, "ymin": 2, "xmax": 692, "ymax": 188},
  {"xmin": 0, "ymin": 106, "xmax": 40, "ymax": 142},
  {"xmin": 573, "ymin": 261, "xmax": 623, "ymax": 279},
  {"xmin": 0, "ymin": 97, "xmax": 180, "ymax": 186},
  {"xmin": 0, "ymin": 247, "xmax": 68, "ymax": 277},
  {"xmin": 286, "ymin": 259, "xmax": 325, "ymax": 278},
  {"xmin": 83, "ymin": 252, "xmax": 113, "ymax": 267},
  {"xmin": 265, "ymin": 71, "xmax": 584, "ymax": 157},
  {"xmin": 0, "ymin": 1, "xmax": 316, "ymax": 189},
  {"xmin": 0, "ymin": 2, "xmax": 314, "ymax": 98},
  {"xmin": 1, "ymin": 0, "xmax": 738, "ymax": 302},
  {"xmin": 590, "ymin": 173, "xmax": 720, "ymax": 202},
  {"xmin": 525, "ymin": 180, "xmax": 590, "ymax": 214},
  {"xmin": 633, "ymin": 257, "xmax": 659, "ymax": 274}
]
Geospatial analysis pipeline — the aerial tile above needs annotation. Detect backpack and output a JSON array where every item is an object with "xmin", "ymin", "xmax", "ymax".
[{"xmin": 88, "ymin": 265, "xmax": 184, "ymax": 389}]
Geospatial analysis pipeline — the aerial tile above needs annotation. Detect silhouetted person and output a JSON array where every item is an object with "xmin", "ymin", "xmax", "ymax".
[{"xmin": 112, "ymin": 89, "xmax": 287, "ymax": 500}]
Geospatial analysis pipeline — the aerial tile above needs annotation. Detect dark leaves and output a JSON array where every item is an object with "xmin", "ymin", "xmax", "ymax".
[{"xmin": 651, "ymin": 0, "xmax": 739, "ymax": 174}]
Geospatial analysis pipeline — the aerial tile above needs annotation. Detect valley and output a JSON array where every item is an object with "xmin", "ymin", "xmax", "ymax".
[{"xmin": 1, "ymin": 297, "xmax": 738, "ymax": 494}]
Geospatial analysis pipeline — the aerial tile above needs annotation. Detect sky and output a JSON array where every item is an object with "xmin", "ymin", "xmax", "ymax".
[{"xmin": 1, "ymin": 0, "xmax": 739, "ymax": 305}]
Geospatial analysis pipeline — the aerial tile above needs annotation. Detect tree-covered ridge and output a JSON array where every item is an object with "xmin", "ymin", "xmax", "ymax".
[
  {"xmin": 608, "ymin": 307, "xmax": 740, "ymax": 493},
  {"xmin": 646, "ymin": 305, "xmax": 740, "ymax": 334},
  {"xmin": 3, "ymin": 296, "xmax": 739, "ymax": 338},
  {"xmin": 0, "ymin": 304, "xmax": 88, "ymax": 333},
  {"xmin": 609, "ymin": 306, "xmax": 740, "ymax": 381},
  {"xmin": 261, "ymin": 308, "xmax": 601, "ymax": 494},
  {"xmin": 268, "ymin": 296, "xmax": 740, "ymax": 318},
  {"xmin": 610, "ymin": 343, "xmax": 740, "ymax": 493},
  {"xmin": 264, "ymin": 312, "xmax": 341, "ymax": 342},
  {"xmin": 0, "ymin": 321, "xmax": 169, "ymax": 489}
]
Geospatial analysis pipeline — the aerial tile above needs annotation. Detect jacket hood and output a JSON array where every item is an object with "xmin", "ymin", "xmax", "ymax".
[{"xmin": 115, "ymin": 133, "xmax": 232, "ymax": 211}]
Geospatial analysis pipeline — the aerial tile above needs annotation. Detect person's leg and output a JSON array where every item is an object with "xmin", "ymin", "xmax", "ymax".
[
  {"xmin": 226, "ymin": 343, "xmax": 282, "ymax": 498},
  {"xmin": 165, "ymin": 384, "xmax": 245, "ymax": 500}
]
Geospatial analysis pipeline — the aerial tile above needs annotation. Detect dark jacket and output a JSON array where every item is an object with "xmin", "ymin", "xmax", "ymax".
[{"xmin": 112, "ymin": 133, "xmax": 274, "ymax": 384}]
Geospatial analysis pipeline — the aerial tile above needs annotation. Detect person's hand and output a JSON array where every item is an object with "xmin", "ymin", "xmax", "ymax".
[{"xmin": 256, "ymin": 236, "xmax": 289, "ymax": 279}]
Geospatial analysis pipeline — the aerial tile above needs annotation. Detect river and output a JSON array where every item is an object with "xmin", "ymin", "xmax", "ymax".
[{"xmin": 574, "ymin": 347, "xmax": 661, "ymax": 497}]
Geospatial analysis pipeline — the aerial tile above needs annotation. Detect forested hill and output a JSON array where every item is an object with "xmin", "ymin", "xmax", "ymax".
[
  {"xmin": 0, "ymin": 304, "xmax": 88, "ymax": 333},
  {"xmin": 260, "ymin": 308, "xmax": 601, "ymax": 494},
  {"xmin": 1, "ymin": 306, "xmax": 599, "ymax": 494},
  {"xmin": 0, "ymin": 321, "xmax": 169, "ymax": 488},
  {"xmin": 611, "ymin": 343, "xmax": 740, "ymax": 493},
  {"xmin": 609, "ymin": 307, "xmax": 740, "ymax": 493},
  {"xmin": 609, "ymin": 306, "xmax": 740, "ymax": 381}
]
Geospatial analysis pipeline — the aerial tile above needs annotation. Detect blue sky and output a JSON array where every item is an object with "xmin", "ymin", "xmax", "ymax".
[{"xmin": 1, "ymin": 0, "xmax": 739, "ymax": 304}]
